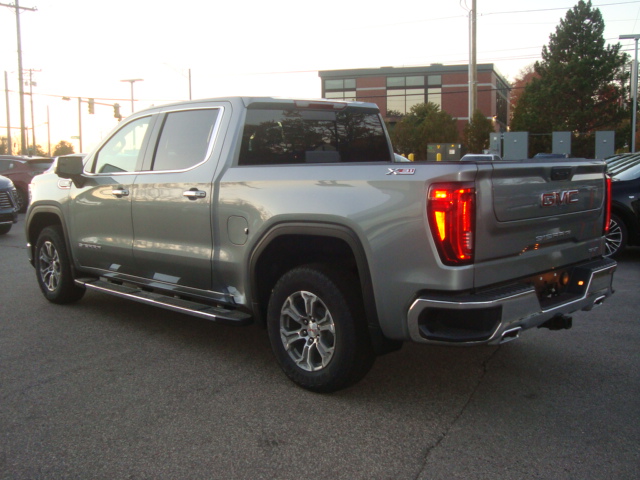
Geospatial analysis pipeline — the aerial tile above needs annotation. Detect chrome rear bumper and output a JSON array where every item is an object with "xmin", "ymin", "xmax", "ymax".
[{"xmin": 407, "ymin": 258, "xmax": 616, "ymax": 345}]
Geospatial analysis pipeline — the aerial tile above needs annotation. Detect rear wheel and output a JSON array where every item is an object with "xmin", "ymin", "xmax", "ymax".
[
  {"xmin": 605, "ymin": 213, "xmax": 627, "ymax": 257},
  {"xmin": 267, "ymin": 264, "xmax": 375, "ymax": 393},
  {"xmin": 35, "ymin": 226, "xmax": 85, "ymax": 304},
  {"xmin": 0, "ymin": 224, "xmax": 11, "ymax": 235}
]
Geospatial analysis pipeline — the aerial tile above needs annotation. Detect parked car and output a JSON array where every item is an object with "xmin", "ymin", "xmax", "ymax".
[
  {"xmin": 533, "ymin": 153, "xmax": 572, "ymax": 160},
  {"xmin": 0, "ymin": 155, "xmax": 54, "ymax": 212},
  {"xmin": 605, "ymin": 153, "xmax": 640, "ymax": 257},
  {"xmin": 0, "ymin": 174, "xmax": 19, "ymax": 235},
  {"xmin": 460, "ymin": 154, "xmax": 503, "ymax": 162}
]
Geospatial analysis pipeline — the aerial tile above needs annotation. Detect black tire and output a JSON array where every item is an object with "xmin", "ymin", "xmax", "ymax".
[
  {"xmin": 605, "ymin": 213, "xmax": 627, "ymax": 257},
  {"xmin": 16, "ymin": 187, "xmax": 28, "ymax": 213},
  {"xmin": 0, "ymin": 224, "xmax": 11, "ymax": 235},
  {"xmin": 34, "ymin": 226, "xmax": 85, "ymax": 304},
  {"xmin": 267, "ymin": 264, "xmax": 375, "ymax": 393}
]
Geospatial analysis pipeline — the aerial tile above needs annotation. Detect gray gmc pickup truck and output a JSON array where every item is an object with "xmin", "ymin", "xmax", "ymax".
[{"xmin": 26, "ymin": 97, "xmax": 616, "ymax": 392}]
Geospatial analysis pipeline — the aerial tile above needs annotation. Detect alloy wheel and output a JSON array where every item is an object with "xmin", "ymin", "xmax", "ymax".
[
  {"xmin": 39, "ymin": 240, "xmax": 61, "ymax": 292},
  {"xmin": 605, "ymin": 217, "xmax": 623, "ymax": 257},
  {"xmin": 279, "ymin": 290, "xmax": 336, "ymax": 372}
]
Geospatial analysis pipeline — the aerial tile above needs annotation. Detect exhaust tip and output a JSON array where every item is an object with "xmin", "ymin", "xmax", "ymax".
[{"xmin": 500, "ymin": 327, "xmax": 521, "ymax": 343}]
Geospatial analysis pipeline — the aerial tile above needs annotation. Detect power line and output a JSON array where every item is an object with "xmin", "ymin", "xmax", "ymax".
[
  {"xmin": 358, "ymin": 1, "xmax": 640, "ymax": 29},
  {"xmin": 481, "ymin": 1, "xmax": 640, "ymax": 16}
]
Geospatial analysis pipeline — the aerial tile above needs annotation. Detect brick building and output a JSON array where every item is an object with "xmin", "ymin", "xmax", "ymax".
[{"xmin": 318, "ymin": 64, "xmax": 510, "ymax": 134}]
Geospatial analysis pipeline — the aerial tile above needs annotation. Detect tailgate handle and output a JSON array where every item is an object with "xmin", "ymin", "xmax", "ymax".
[{"xmin": 550, "ymin": 167, "xmax": 572, "ymax": 181}]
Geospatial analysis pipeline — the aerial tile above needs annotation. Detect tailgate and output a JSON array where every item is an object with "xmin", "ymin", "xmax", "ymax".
[{"xmin": 473, "ymin": 160, "xmax": 607, "ymax": 288}]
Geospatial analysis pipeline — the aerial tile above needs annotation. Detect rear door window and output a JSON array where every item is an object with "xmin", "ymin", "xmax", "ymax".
[
  {"xmin": 151, "ymin": 109, "xmax": 220, "ymax": 171},
  {"xmin": 239, "ymin": 107, "xmax": 391, "ymax": 165}
]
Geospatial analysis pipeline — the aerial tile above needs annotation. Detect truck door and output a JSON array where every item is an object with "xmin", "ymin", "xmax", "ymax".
[
  {"xmin": 131, "ymin": 106, "xmax": 225, "ymax": 291},
  {"xmin": 69, "ymin": 116, "xmax": 154, "ymax": 273}
]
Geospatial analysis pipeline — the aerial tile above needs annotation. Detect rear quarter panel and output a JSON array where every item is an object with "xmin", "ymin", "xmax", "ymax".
[{"xmin": 216, "ymin": 162, "xmax": 479, "ymax": 340}]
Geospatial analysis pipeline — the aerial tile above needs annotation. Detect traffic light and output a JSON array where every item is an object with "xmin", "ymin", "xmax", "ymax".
[
  {"xmin": 88, "ymin": 98, "xmax": 95, "ymax": 114},
  {"xmin": 113, "ymin": 103, "xmax": 122, "ymax": 121}
]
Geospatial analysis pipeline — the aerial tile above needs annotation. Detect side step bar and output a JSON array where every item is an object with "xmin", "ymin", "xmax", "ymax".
[{"xmin": 75, "ymin": 278, "xmax": 253, "ymax": 326}]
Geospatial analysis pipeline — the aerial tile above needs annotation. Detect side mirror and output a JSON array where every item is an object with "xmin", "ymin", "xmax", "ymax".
[{"xmin": 55, "ymin": 155, "xmax": 86, "ymax": 187}]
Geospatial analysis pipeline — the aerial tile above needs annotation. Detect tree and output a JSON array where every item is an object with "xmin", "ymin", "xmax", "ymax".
[
  {"xmin": 53, "ymin": 140, "xmax": 75, "ymax": 156},
  {"xmin": 390, "ymin": 102, "xmax": 458, "ymax": 160},
  {"xmin": 463, "ymin": 110, "xmax": 494, "ymax": 153},
  {"xmin": 28, "ymin": 145, "xmax": 47, "ymax": 156},
  {"xmin": 509, "ymin": 64, "xmax": 539, "ymax": 121},
  {"xmin": 511, "ymin": 0, "xmax": 629, "ymax": 157}
]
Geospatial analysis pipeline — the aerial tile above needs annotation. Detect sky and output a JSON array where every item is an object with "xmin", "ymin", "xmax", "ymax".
[{"xmin": 1, "ymin": 0, "xmax": 639, "ymax": 154}]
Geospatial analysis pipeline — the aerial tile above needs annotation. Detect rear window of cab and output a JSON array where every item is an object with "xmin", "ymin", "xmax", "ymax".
[{"xmin": 239, "ymin": 107, "xmax": 391, "ymax": 165}]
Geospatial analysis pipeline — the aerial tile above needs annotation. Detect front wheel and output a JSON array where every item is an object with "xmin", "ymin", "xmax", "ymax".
[
  {"xmin": 0, "ymin": 224, "xmax": 11, "ymax": 235},
  {"xmin": 16, "ymin": 187, "xmax": 28, "ymax": 213},
  {"xmin": 34, "ymin": 226, "xmax": 85, "ymax": 304},
  {"xmin": 267, "ymin": 265, "xmax": 375, "ymax": 393}
]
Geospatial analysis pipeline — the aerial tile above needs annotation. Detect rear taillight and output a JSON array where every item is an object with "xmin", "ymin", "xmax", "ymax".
[
  {"xmin": 428, "ymin": 183, "xmax": 475, "ymax": 266},
  {"xmin": 603, "ymin": 175, "xmax": 612, "ymax": 234}
]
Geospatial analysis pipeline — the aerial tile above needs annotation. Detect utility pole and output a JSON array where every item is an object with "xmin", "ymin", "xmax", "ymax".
[
  {"xmin": 0, "ymin": 1, "xmax": 37, "ymax": 155},
  {"xmin": 468, "ymin": 0, "xmax": 477, "ymax": 122},
  {"xmin": 620, "ymin": 34, "xmax": 640, "ymax": 153},
  {"xmin": 46, "ymin": 105, "xmax": 50, "ymax": 156},
  {"xmin": 25, "ymin": 68, "xmax": 40, "ymax": 154},
  {"xmin": 4, "ymin": 71, "xmax": 10, "ymax": 155}
]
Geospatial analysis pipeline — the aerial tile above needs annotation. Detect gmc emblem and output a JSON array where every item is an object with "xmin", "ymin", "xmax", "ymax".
[{"xmin": 541, "ymin": 190, "xmax": 579, "ymax": 207}]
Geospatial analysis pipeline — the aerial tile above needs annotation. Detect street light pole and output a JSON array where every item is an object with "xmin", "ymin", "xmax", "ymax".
[
  {"xmin": 26, "ymin": 69, "xmax": 39, "ymax": 154},
  {"xmin": 620, "ymin": 34, "xmax": 640, "ymax": 153},
  {"xmin": 62, "ymin": 96, "xmax": 82, "ymax": 153},
  {"xmin": 120, "ymin": 78, "xmax": 143, "ymax": 114},
  {"xmin": 468, "ymin": 0, "xmax": 477, "ymax": 121},
  {"xmin": 77, "ymin": 97, "xmax": 82, "ymax": 153}
]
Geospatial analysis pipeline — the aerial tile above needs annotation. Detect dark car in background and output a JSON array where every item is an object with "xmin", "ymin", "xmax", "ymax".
[
  {"xmin": 0, "ymin": 174, "xmax": 19, "ymax": 235},
  {"xmin": 605, "ymin": 153, "xmax": 640, "ymax": 257},
  {"xmin": 0, "ymin": 155, "xmax": 54, "ymax": 212}
]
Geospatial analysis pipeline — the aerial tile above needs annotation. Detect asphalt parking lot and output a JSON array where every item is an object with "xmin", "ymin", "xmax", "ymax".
[{"xmin": 1, "ymin": 215, "xmax": 639, "ymax": 479}]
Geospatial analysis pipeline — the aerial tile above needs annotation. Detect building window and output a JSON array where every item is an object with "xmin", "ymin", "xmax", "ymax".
[
  {"xmin": 324, "ymin": 79, "xmax": 357, "ymax": 101},
  {"xmin": 495, "ymin": 78, "xmax": 509, "ymax": 126},
  {"xmin": 427, "ymin": 75, "xmax": 442, "ymax": 109},
  {"xmin": 427, "ymin": 75, "xmax": 441, "ymax": 86},
  {"xmin": 386, "ymin": 76, "xmax": 425, "ymax": 115}
]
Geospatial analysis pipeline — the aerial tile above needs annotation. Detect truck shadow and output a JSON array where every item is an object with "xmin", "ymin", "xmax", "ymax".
[{"xmin": 63, "ymin": 289, "xmax": 595, "ymax": 405}]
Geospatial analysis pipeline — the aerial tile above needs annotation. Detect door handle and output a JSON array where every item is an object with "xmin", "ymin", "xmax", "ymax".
[
  {"xmin": 183, "ymin": 189, "xmax": 206, "ymax": 200},
  {"xmin": 111, "ymin": 188, "xmax": 129, "ymax": 197}
]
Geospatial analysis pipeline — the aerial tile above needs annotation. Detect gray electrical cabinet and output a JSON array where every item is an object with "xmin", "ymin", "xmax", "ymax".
[
  {"xmin": 503, "ymin": 132, "xmax": 529, "ymax": 160},
  {"xmin": 552, "ymin": 132, "xmax": 571, "ymax": 155},
  {"xmin": 595, "ymin": 131, "xmax": 615, "ymax": 159},
  {"xmin": 489, "ymin": 133, "xmax": 502, "ymax": 156},
  {"xmin": 427, "ymin": 144, "xmax": 444, "ymax": 161},
  {"xmin": 444, "ymin": 144, "xmax": 462, "ymax": 161}
]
